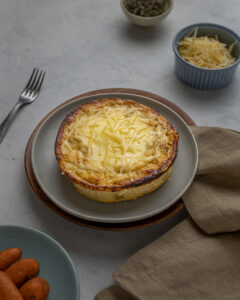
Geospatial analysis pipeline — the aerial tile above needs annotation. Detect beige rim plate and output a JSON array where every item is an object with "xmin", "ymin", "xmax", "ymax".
[{"xmin": 31, "ymin": 92, "xmax": 198, "ymax": 223}]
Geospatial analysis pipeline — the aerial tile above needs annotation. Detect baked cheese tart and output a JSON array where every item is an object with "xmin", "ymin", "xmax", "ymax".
[{"xmin": 55, "ymin": 98, "xmax": 179, "ymax": 203}]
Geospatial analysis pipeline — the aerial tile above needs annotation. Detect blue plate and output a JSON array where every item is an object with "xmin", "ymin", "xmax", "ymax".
[{"xmin": 0, "ymin": 225, "xmax": 80, "ymax": 300}]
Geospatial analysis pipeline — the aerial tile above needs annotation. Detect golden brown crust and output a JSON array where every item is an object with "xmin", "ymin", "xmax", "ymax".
[{"xmin": 55, "ymin": 98, "xmax": 179, "ymax": 192}]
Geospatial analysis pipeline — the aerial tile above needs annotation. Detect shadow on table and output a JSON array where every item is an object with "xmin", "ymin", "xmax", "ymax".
[
  {"xmin": 118, "ymin": 22, "xmax": 168, "ymax": 44},
  {"xmin": 164, "ymin": 68, "xmax": 238, "ymax": 104},
  {"xmin": 177, "ymin": 82, "xmax": 235, "ymax": 102}
]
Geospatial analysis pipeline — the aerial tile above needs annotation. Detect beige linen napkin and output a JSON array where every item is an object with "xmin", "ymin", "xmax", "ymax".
[
  {"xmin": 184, "ymin": 127, "xmax": 240, "ymax": 234},
  {"xmin": 95, "ymin": 127, "xmax": 240, "ymax": 300}
]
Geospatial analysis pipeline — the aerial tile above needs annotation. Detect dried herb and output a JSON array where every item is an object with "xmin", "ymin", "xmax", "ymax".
[{"xmin": 125, "ymin": 0, "xmax": 165, "ymax": 17}]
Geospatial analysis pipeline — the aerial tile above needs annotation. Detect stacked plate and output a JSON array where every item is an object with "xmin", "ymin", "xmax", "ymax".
[{"xmin": 25, "ymin": 88, "xmax": 198, "ymax": 230}]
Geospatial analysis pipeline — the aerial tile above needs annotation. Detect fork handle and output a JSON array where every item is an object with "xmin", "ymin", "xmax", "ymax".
[{"xmin": 0, "ymin": 102, "xmax": 23, "ymax": 144}]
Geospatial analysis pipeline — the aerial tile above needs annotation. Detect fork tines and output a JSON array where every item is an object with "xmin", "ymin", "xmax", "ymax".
[{"xmin": 23, "ymin": 68, "xmax": 46, "ymax": 96}]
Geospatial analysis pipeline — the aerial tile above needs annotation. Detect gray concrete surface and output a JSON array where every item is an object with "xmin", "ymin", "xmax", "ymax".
[{"xmin": 0, "ymin": 0, "xmax": 239, "ymax": 299}]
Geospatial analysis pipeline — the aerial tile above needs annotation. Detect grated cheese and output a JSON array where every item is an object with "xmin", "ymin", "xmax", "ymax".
[
  {"xmin": 60, "ymin": 100, "xmax": 176, "ymax": 185},
  {"xmin": 178, "ymin": 28, "xmax": 236, "ymax": 69}
]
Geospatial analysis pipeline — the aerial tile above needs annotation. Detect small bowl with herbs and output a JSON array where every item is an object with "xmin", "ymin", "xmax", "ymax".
[
  {"xmin": 120, "ymin": 0, "xmax": 173, "ymax": 27},
  {"xmin": 173, "ymin": 23, "xmax": 240, "ymax": 90}
]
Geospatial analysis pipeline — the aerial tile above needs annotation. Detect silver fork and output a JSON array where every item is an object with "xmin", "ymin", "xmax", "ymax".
[{"xmin": 0, "ymin": 68, "xmax": 46, "ymax": 144}]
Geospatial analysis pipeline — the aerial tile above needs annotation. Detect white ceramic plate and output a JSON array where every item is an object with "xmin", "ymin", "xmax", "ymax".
[{"xmin": 31, "ymin": 92, "xmax": 198, "ymax": 223}]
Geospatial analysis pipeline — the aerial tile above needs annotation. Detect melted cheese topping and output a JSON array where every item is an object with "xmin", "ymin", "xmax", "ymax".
[
  {"xmin": 178, "ymin": 28, "xmax": 236, "ymax": 69},
  {"xmin": 59, "ymin": 99, "xmax": 176, "ymax": 186}
]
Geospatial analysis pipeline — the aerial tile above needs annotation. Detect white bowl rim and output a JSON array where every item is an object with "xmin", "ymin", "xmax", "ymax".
[
  {"xmin": 121, "ymin": 0, "xmax": 173, "ymax": 20},
  {"xmin": 172, "ymin": 22, "xmax": 240, "ymax": 72}
]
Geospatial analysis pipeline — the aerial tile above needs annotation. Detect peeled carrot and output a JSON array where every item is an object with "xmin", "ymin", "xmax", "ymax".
[
  {"xmin": 0, "ymin": 248, "xmax": 22, "ymax": 270},
  {"xmin": 6, "ymin": 258, "xmax": 40, "ymax": 287},
  {"xmin": 0, "ymin": 271, "xmax": 23, "ymax": 300},
  {"xmin": 20, "ymin": 277, "xmax": 50, "ymax": 300}
]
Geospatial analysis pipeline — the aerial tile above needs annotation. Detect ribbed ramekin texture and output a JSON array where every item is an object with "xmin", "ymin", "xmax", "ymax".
[
  {"xmin": 174, "ymin": 56, "xmax": 238, "ymax": 90},
  {"xmin": 173, "ymin": 23, "xmax": 240, "ymax": 90}
]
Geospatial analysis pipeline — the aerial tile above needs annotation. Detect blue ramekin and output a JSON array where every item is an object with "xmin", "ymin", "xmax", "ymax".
[{"xmin": 172, "ymin": 23, "xmax": 240, "ymax": 90}]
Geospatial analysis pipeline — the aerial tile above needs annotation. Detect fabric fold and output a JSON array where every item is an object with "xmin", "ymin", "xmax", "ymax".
[
  {"xmin": 95, "ymin": 127, "xmax": 240, "ymax": 300},
  {"xmin": 183, "ymin": 127, "xmax": 240, "ymax": 234},
  {"xmin": 113, "ymin": 219, "xmax": 240, "ymax": 300},
  {"xmin": 95, "ymin": 284, "xmax": 137, "ymax": 300}
]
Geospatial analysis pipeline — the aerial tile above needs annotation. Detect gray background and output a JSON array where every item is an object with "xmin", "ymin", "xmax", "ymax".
[{"xmin": 0, "ymin": 0, "xmax": 239, "ymax": 299}]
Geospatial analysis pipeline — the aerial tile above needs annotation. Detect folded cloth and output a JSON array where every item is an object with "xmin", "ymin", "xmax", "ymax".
[
  {"xmin": 183, "ymin": 127, "xmax": 240, "ymax": 234},
  {"xmin": 95, "ymin": 127, "xmax": 240, "ymax": 300}
]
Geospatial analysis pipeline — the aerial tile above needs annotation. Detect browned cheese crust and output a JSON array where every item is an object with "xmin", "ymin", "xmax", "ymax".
[{"xmin": 55, "ymin": 98, "xmax": 179, "ymax": 192}]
